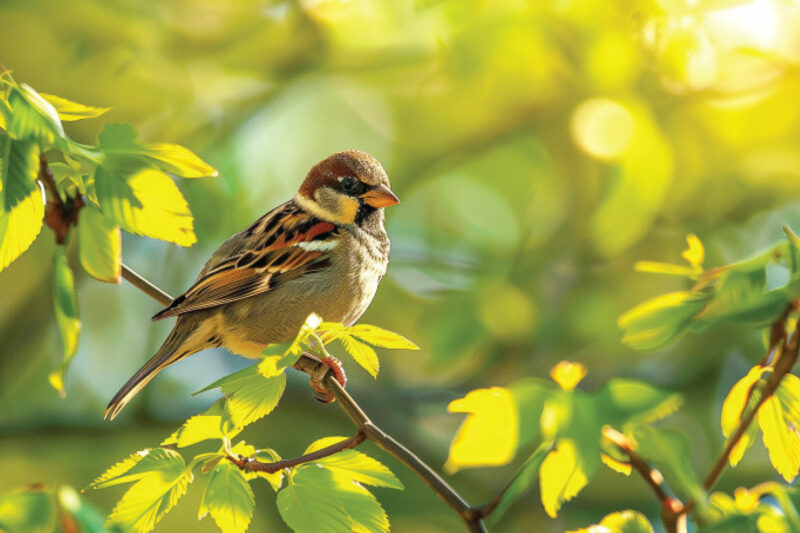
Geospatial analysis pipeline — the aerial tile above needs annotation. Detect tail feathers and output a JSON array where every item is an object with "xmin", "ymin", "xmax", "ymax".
[{"xmin": 105, "ymin": 323, "xmax": 199, "ymax": 420}]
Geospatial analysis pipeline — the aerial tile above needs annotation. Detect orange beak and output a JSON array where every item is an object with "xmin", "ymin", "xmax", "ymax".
[{"xmin": 361, "ymin": 185, "xmax": 399, "ymax": 208}]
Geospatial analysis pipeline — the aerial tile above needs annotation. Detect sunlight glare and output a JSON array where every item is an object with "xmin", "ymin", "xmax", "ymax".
[{"xmin": 707, "ymin": 0, "xmax": 780, "ymax": 49}]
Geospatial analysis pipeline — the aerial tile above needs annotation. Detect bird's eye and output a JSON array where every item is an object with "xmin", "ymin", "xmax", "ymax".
[{"xmin": 339, "ymin": 176, "xmax": 363, "ymax": 195}]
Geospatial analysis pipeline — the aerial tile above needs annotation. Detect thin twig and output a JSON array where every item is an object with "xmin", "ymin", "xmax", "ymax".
[
  {"xmin": 120, "ymin": 264, "xmax": 172, "ymax": 307},
  {"xmin": 227, "ymin": 430, "xmax": 366, "ymax": 473}
]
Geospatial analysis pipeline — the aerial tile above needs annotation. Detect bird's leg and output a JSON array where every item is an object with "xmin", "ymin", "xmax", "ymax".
[{"xmin": 293, "ymin": 352, "xmax": 347, "ymax": 403}]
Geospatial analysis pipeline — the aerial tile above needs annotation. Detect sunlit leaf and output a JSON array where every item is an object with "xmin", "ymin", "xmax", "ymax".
[
  {"xmin": 343, "ymin": 324, "xmax": 420, "ymax": 351},
  {"xmin": 550, "ymin": 361, "xmax": 587, "ymax": 391},
  {"xmin": 0, "ymin": 138, "xmax": 44, "ymax": 273},
  {"xmin": 198, "ymin": 460, "xmax": 254, "ymax": 533},
  {"xmin": 601, "ymin": 453, "xmax": 633, "ymax": 475},
  {"xmin": 78, "ymin": 205, "xmax": 121, "ymax": 283},
  {"xmin": 539, "ymin": 439, "xmax": 588, "ymax": 518},
  {"xmin": 618, "ymin": 291, "xmax": 708, "ymax": 351},
  {"xmin": 489, "ymin": 441, "xmax": 552, "ymax": 522},
  {"xmin": 215, "ymin": 364, "xmax": 286, "ymax": 432},
  {"xmin": 94, "ymin": 166, "xmax": 196, "ymax": 246},
  {"xmin": 304, "ymin": 437, "xmax": 403, "ymax": 489},
  {"xmin": 340, "ymin": 333, "xmax": 380, "ymax": 378},
  {"xmin": 90, "ymin": 448, "xmax": 181, "ymax": 490},
  {"xmin": 0, "ymin": 488, "xmax": 57, "ymax": 533},
  {"xmin": 568, "ymin": 510, "xmax": 654, "ymax": 533},
  {"xmin": 330, "ymin": 478, "xmax": 390, "ymax": 533},
  {"xmin": 48, "ymin": 246, "xmax": 81, "ymax": 397},
  {"xmin": 5, "ymin": 84, "xmax": 64, "ymax": 144},
  {"xmin": 144, "ymin": 143, "xmax": 218, "ymax": 178},
  {"xmin": 40, "ymin": 93, "xmax": 110, "ymax": 121},
  {"xmin": 758, "ymin": 385, "xmax": 800, "ymax": 482},
  {"xmin": 445, "ymin": 387, "xmax": 518, "ymax": 473},
  {"xmin": 277, "ymin": 467, "xmax": 352, "ymax": 533},
  {"xmin": 634, "ymin": 260, "xmax": 697, "ymax": 278},
  {"xmin": 162, "ymin": 401, "xmax": 226, "ymax": 447},
  {"xmin": 682, "ymin": 233, "xmax": 705, "ymax": 272},
  {"xmin": 721, "ymin": 366, "xmax": 768, "ymax": 466},
  {"xmin": 508, "ymin": 378, "xmax": 554, "ymax": 448},
  {"xmin": 633, "ymin": 427, "xmax": 705, "ymax": 506}
]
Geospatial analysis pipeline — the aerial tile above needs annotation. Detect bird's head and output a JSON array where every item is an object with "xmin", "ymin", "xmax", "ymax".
[{"xmin": 295, "ymin": 150, "xmax": 399, "ymax": 226}]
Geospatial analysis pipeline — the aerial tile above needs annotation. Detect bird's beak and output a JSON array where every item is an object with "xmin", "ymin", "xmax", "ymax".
[{"xmin": 361, "ymin": 185, "xmax": 399, "ymax": 208}]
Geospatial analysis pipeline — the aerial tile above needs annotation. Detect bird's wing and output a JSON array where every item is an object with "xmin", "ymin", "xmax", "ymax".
[{"xmin": 152, "ymin": 202, "xmax": 339, "ymax": 320}]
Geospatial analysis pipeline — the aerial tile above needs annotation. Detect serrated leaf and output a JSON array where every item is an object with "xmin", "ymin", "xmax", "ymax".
[
  {"xmin": 220, "ymin": 368, "xmax": 286, "ymax": 431},
  {"xmin": 5, "ymin": 84, "xmax": 64, "ymax": 144},
  {"xmin": 199, "ymin": 460, "xmax": 254, "ymax": 533},
  {"xmin": 162, "ymin": 401, "xmax": 225, "ymax": 447},
  {"xmin": 489, "ymin": 441, "xmax": 551, "ymax": 522},
  {"xmin": 340, "ymin": 334, "xmax": 379, "ymax": 378},
  {"xmin": 445, "ymin": 387, "xmax": 518, "ymax": 473},
  {"xmin": 90, "ymin": 448, "xmax": 181, "ymax": 490},
  {"xmin": 633, "ymin": 427, "xmax": 705, "ymax": 506},
  {"xmin": 759, "ymin": 386, "xmax": 800, "ymax": 482},
  {"xmin": 40, "ymin": 93, "xmax": 110, "ymax": 121},
  {"xmin": 106, "ymin": 461, "xmax": 193, "ymax": 533},
  {"xmin": 78, "ymin": 205, "xmax": 121, "ymax": 283},
  {"xmin": 568, "ymin": 510, "xmax": 654, "ymax": 533},
  {"xmin": 144, "ymin": 143, "xmax": 217, "ymax": 178},
  {"xmin": 330, "ymin": 478, "xmax": 390, "ymax": 533},
  {"xmin": 94, "ymin": 165, "xmax": 196, "ymax": 246},
  {"xmin": 618, "ymin": 291, "xmax": 708, "ymax": 351},
  {"xmin": 48, "ymin": 246, "xmax": 81, "ymax": 396},
  {"xmin": 344, "ymin": 324, "xmax": 419, "ymax": 351},
  {"xmin": 721, "ymin": 366, "xmax": 768, "ymax": 466},
  {"xmin": 277, "ymin": 467, "xmax": 352, "ymax": 533},
  {"xmin": 0, "ymin": 138, "xmax": 44, "ymax": 273},
  {"xmin": 304, "ymin": 437, "xmax": 403, "ymax": 489},
  {"xmin": 539, "ymin": 438, "xmax": 588, "ymax": 518}
]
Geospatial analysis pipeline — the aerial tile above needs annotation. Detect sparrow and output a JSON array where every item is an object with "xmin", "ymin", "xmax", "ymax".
[{"xmin": 104, "ymin": 150, "xmax": 399, "ymax": 420}]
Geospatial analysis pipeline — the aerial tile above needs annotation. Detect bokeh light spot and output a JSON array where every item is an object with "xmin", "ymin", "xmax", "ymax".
[{"xmin": 571, "ymin": 98, "xmax": 634, "ymax": 160}]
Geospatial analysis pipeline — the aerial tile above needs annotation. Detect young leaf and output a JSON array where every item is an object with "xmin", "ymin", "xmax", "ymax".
[
  {"xmin": 40, "ymin": 93, "xmax": 110, "ymax": 121},
  {"xmin": 618, "ymin": 291, "xmax": 708, "ymax": 351},
  {"xmin": 550, "ymin": 361, "xmax": 586, "ymax": 391},
  {"xmin": 277, "ymin": 467, "xmax": 352, "ymax": 533},
  {"xmin": 445, "ymin": 387, "xmax": 518, "ymax": 473},
  {"xmin": 162, "ymin": 401, "xmax": 226, "ymax": 448},
  {"xmin": 594, "ymin": 379, "xmax": 683, "ymax": 428},
  {"xmin": 94, "ymin": 165, "xmax": 196, "ymax": 246},
  {"xmin": 489, "ymin": 441, "xmax": 552, "ymax": 522},
  {"xmin": 720, "ymin": 366, "xmax": 768, "ymax": 466},
  {"xmin": 144, "ymin": 143, "xmax": 218, "ymax": 178},
  {"xmin": 568, "ymin": 510, "xmax": 654, "ymax": 533},
  {"xmin": 682, "ymin": 233, "xmax": 705, "ymax": 272},
  {"xmin": 340, "ymin": 333, "xmax": 380, "ymax": 378},
  {"xmin": 5, "ymin": 84, "xmax": 64, "ymax": 145},
  {"xmin": 199, "ymin": 460, "xmax": 254, "ymax": 533},
  {"xmin": 304, "ymin": 437, "xmax": 403, "ymax": 489},
  {"xmin": 78, "ymin": 206, "xmax": 121, "ymax": 283},
  {"xmin": 49, "ymin": 246, "xmax": 81, "ymax": 397},
  {"xmin": 539, "ymin": 438, "xmax": 588, "ymax": 518},
  {"xmin": 344, "ymin": 324, "xmax": 420, "ymax": 351},
  {"xmin": 219, "ymin": 367, "xmax": 286, "ymax": 431},
  {"xmin": 634, "ymin": 260, "xmax": 696, "ymax": 278},
  {"xmin": 0, "ymin": 138, "xmax": 44, "ymax": 273},
  {"xmin": 758, "ymin": 382, "xmax": 800, "ymax": 482},
  {"xmin": 328, "ymin": 478, "xmax": 390, "ymax": 533},
  {"xmin": 90, "ymin": 448, "xmax": 181, "ymax": 490}
]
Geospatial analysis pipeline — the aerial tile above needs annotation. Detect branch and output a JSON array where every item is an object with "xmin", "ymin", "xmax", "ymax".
[
  {"xmin": 703, "ymin": 308, "xmax": 799, "ymax": 492},
  {"xmin": 118, "ymin": 263, "xmax": 487, "ymax": 533},
  {"xmin": 40, "ymin": 154, "xmax": 84, "ymax": 244},
  {"xmin": 603, "ymin": 427, "xmax": 686, "ymax": 533},
  {"xmin": 227, "ymin": 430, "xmax": 366, "ymax": 473}
]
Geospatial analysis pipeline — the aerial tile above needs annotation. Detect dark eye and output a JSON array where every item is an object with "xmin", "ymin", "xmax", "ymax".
[{"xmin": 339, "ymin": 176, "xmax": 363, "ymax": 195}]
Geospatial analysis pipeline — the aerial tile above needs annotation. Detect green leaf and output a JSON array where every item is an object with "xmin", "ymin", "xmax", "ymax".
[
  {"xmin": 633, "ymin": 427, "xmax": 706, "ymax": 507},
  {"xmin": 198, "ymin": 460, "xmax": 254, "ymax": 533},
  {"xmin": 340, "ymin": 333, "xmax": 380, "ymax": 378},
  {"xmin": 343, "ymin": 324, "xmax": 420, "ymax": 351},
  {"xmin": 56, "ymin": 485, "xmax": 114, "ymax": 533},
  {"xmin": 618, "ymin": 291, "xmax": 709, "ymax": 351},
  {"xmin": 97, "ymin": 123, "xmax": 216, "ymax": 178},
  {"xmin": 0, "ymin": 488, "xmax": 57, "ymax": 533},
  {"xmin": 508, "ymin": 378, "xmax": 553, "ymax": 448},
  {"xmin": 489, "ymin": 441, "xmax": 552, "ymax": 522},
  {"xmin": 90, "ymin": 448, "xmax": 181, "ymax": 490},
  {"xmin": 49, "ymin": 246, "xmax": 81, "ymax": 397},
  {"xmin": 595, "ymin": 379, "xmax": 683, "ymax": 428},
  {"xmin": 218, "ymin": 365, "xmax": 286, "ymax": 431},
  {"xmin": 162, "ymin": 401, "xmax": 225, "ymax": 447},
  {"xmin": 304, "ymin": 437, "xmax": 404, "ymax": 489},
  {"xmin": 78, "ymin": 205, "xmax": 121, "ymax": 283},
  {"xmin": 695, "ymin": 269, "xmax": 788, "ymax": 328},
  {"xmin": 40, "ymin": 93, "xmax": 110, "ymax": 121},
  {"xmin": 568, "ymin": 510, "xmax": 654, "ymax": 533},
  {"xmin": 0, "ymin": 138, "xmax": 44, "ymax": 273},
  {"xmin": 328, "ymin": 478, "xmax": 390, "ymax": 533},
  {"xmin": 277, "ymin": 467, "xmax": 351, "ymax": 533},
  {"xmin": 94, "ymin": 165, "xmax": 196, "ymax": 246},
  {"xmin": 5, "ymin": 84, "xmax": 64, "ymax": 145},
  {"xmin": 445, "ymin": 387, "xmax": 519, "ymax": 473}
]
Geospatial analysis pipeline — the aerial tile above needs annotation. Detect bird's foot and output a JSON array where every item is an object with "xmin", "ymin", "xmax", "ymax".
[{"xmin": 293, "ymin": 352, "xmax": 347, "ymax": 403}]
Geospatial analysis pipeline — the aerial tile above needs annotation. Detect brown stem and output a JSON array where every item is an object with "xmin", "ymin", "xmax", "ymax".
[
  {"xmin": 40, "ymin": 154, "xmax": 84, "ymax": 244},
  {"xmin": 228, "ymin": 430, "xmax": 367, "ymax": 473},
  {"xmin": 119, "ymin": 264, "xmax": 487, "ymax": 533}
]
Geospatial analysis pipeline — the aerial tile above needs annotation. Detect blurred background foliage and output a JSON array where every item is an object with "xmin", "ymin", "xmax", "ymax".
[{"xmin": 3, "ymin": 0, "xmax": 800, "ymax": 531}]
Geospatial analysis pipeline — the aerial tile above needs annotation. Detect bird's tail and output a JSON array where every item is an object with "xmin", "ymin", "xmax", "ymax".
[{"xmin": 104, "ymin": 317, "xmax": 202, "ymax": 420}]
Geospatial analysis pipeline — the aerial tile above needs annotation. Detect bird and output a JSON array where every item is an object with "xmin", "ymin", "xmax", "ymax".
[{"xmin": 104, "ymin": 150, "xmax": 399, "ymax": 420}]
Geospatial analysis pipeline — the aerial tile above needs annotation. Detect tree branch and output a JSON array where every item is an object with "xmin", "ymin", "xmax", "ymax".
[
  {"xmin": 118, "ymin": 263, "xmax": 487, "ymax": 532},
  {"xmin": 227, "ymin": 430, "xmax": 367, "ymax": 473}
]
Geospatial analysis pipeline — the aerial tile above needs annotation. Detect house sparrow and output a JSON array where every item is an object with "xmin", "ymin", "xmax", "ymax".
[{"xmin": 105, "ymin": 150, "xmax": 398, "ymax": 420}]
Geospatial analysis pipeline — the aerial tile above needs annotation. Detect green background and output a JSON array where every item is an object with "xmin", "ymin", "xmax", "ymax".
[{"xmin": 3, "ymin": 0, "xmax": 800, "ymax": 531}]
